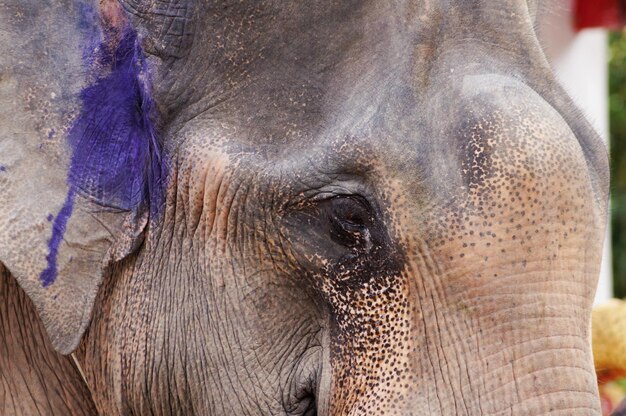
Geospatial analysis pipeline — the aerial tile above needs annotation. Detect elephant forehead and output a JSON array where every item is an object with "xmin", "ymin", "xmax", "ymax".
[
  {"xmin": 376, "ymin": 78, "xmax": 605, "ymax": 302},
  {"xmin": 454, "ymin": 79, "xmax": 598, "ymax": 217},
  {"xmin": 378, "ymin": 75, "xmax": 598, "ymax": 212},
  {"xmin": 363, "ymin": 76, "xmax": 606, "ymax": 300}
]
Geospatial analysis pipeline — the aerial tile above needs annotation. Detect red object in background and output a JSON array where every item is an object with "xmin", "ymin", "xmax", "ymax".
[{"xmin": 574, "ymin": 0, "xmax": 626, "ymax": 31}]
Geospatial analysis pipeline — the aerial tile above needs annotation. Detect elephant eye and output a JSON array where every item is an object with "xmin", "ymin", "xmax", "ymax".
[
  {"xmin": 327, "ymin": 197, "xmax": 374, "ymax": 251},
  {"xmin": 281, "ymin": 191, "xmax": 396, "ymax": 276}
]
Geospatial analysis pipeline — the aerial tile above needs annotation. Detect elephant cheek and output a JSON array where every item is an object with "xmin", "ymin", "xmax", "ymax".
[
  {"xmin": 325, "ymin": 245, "xmax": 601, "ymax": 415},
  {"xmin": 324, "ymin": 270, "xmax": 414, "ymax": 415}
]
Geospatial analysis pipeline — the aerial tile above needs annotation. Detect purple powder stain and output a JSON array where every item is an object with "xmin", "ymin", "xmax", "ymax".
[
  {"xmin": 0, "ymin": 166, "xmax": 5, "ymax": 172},
  {"xmin": 47, "ymin": 214, "xmax": 54, "ymax": 222},
  {"xmin": 39, "ymin": 17, "xmax": 167, "ymax": 287},
  {"xmin": 40, "ymin": 189, "xmax": 75, "ymax": 287},
  {"xmin": 66, "ymin": 27, "xmax": 166, "ymax": 213}
]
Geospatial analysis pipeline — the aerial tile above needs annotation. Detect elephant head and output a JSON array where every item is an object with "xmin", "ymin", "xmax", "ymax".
[{"xmin": 0, "ymin": 0, "xmax": 609, "ymax": 414}]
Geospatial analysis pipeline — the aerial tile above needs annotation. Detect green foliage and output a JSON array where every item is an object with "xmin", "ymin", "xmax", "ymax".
[{"xmin": 610, "ymin": 31, "xmax": 626, "ymax": 298}]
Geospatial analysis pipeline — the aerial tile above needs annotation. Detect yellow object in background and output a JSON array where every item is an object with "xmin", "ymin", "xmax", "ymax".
[
  {"xmin": 594, "ymin": 299, "xmax": 626, "ymax": 373},
  {"xmin": 593, "ymin": 299, "xmax": 626, "ymax": 415}
]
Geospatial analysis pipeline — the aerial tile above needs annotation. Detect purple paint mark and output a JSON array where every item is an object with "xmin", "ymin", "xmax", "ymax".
[
  {"xmin": 40, "ymin": 189, "xmax": 75, "ymax": 287},
  {"xmin": 39, "ymin": 20, "xmax": 167, "ymax": 287},
  {"xmin": 76, "ymin": 2, "xmax": 100, "ymax": 51},
  {"xmin": 77, "ymin": 2, "xmax": 97, "ymax": 30},
  {"xmin": 0, "ymin": 166, "xmax": 5, "ymax": 172},
  {"xmin": 47, "ymin": 214, "xmax": 54, "ymax": 222},
  {"xmin": 67, "ymin": 27, "xmax": 166, "ymax": 213}
]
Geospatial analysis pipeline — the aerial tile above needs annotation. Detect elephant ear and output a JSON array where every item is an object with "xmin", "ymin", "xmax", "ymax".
[{"xmin": 0, "ymin": 0, "xmax": 167, "ymax": 354}]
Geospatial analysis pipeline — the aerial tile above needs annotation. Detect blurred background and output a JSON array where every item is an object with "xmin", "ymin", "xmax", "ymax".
[{"xmin": 609, "ymin": 30, "xmax": 626, "ymax": 299}]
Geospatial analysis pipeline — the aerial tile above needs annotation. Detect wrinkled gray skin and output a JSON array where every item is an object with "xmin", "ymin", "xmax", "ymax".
[{"xmin": 0, "ymin": 0, "xmax": 610, "ymax": 415}]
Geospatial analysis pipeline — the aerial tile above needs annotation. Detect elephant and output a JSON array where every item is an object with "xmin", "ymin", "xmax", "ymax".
[{"xmin": 0, "ymin": 0, "xmax": 610, "ymax": 415}]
